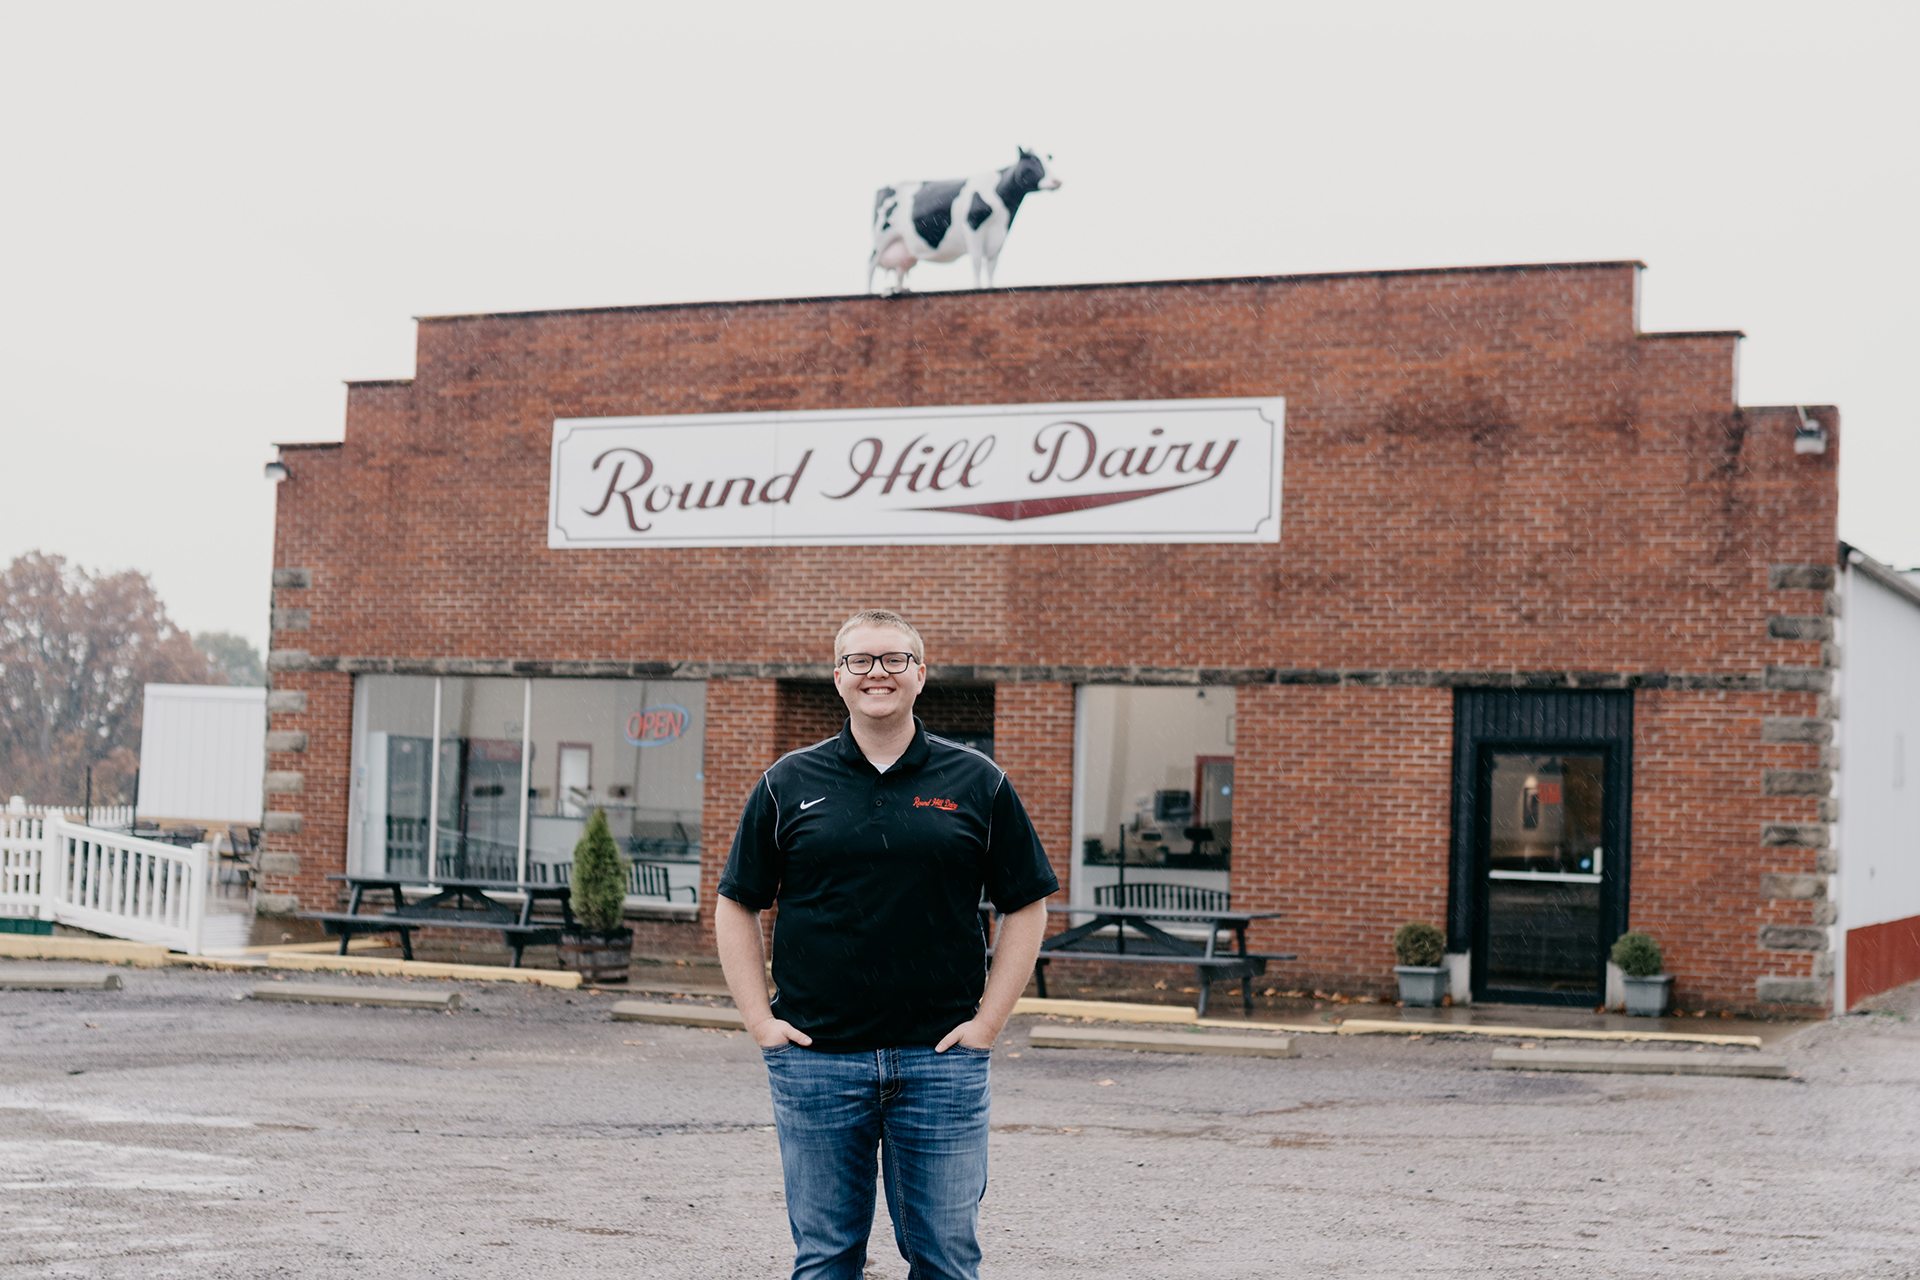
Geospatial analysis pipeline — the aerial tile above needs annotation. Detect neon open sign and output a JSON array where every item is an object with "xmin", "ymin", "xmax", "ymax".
[{"xmin": 626, "ymin": 704, "xmax": 691, "ymax": 748}]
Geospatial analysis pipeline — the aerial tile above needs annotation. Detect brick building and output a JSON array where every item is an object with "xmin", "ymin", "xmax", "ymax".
[{"xmin": 258, "ymin": 260, "xmax": 1878, "ymax": 1014}]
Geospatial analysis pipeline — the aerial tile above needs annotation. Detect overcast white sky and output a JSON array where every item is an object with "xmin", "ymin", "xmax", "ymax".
[{"xmin": 2, "ymin": 1, "xmax": 1913, "ymax": 653}]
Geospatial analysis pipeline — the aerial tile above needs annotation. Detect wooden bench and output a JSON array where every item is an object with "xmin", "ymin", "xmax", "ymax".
[{"xmin": 1092, "ymin": 882, "xmax": 1231, "ymax": 912}]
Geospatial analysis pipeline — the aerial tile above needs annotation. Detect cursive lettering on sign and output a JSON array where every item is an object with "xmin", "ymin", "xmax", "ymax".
[
  {"xmin": 550, "ymin": 398, "xmax": 1283, "ymax": 548},
  {"xmin": 585, "ymin": 447, "xmax": 812, "ymax": 532},
  {"xmin": 1028, "ymin": 422, "xmax": 1237, "ymax": 486},
  {"xmin": 825, "ymin": 434, "xmax": 994, "ymax": 501}
]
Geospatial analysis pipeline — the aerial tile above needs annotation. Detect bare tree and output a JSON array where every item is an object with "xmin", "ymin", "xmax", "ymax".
[{"xmin": 0, "ymin": 552, "xmax": 215, "ymax": 803}]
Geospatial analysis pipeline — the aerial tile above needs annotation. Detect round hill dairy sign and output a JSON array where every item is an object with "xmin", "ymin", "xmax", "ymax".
[{"xmin": 547, "ymin": 398, "xmax": 1283, "ymax": 548}]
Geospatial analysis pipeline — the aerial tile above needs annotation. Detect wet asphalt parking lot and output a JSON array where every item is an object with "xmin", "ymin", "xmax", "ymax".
[{"xmin": 1, "ymin": 964, "xmax": 1916, "ymax": 1279}]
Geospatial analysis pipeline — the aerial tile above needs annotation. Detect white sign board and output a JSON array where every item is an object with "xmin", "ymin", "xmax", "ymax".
[{"xmin": 548, "ymin": 398, "xmax": 1283, "ymax": 548}]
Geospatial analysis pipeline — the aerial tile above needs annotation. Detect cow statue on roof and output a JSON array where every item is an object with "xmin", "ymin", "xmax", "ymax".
[{"xmin": 868, "ymin": 148, "xmax": 1061, "ymax": 293}]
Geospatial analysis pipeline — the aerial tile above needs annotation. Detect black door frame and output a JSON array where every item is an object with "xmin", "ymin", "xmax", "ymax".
[{"xmin": 1449, "ymin": 690, "xmax": 1634, "ymax": 1005}]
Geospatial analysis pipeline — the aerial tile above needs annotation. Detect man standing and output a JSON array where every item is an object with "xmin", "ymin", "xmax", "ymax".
[{"xmin": 716, "ymin": 609, "xmax": 1056, "ymax": 1280}]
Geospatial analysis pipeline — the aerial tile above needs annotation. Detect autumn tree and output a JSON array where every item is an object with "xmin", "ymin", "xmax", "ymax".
[{"xmin": 0, "ymin": 552, "xmax": 215, "ymax": 804}]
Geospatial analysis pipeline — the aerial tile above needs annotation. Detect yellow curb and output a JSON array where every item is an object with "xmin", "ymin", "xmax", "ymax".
[
  {"xmin": 1196, "ymin": 1017, "xmax": 1337, "ymax": 1036},
  {"xmin": 1334, "ymin": 1018, "xmax": 1765, "ymax": 1049},
  {"xmin": 262, "ymin": 951, "xmax": 582, "ymax": 988},
  {"xmin": 1012, "ymin": 997, "xmax": 1198, "ymax": 1024},
  {"xmin": 1012, "ymin": 998, "xmax": 1325, "ymax": 1037},
  {"xmin": 0, "ymin": 935, "xmax": 171, "ymax": 967},
  {"xmin": 235, "ymin": 938, "xmax": 391, "ymax": 956}
]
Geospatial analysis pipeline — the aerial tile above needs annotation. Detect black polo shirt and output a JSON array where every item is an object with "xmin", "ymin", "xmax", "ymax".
[{"xmin": 718, "ymin": 717, "xmax": 1058, "ymax": 1052}]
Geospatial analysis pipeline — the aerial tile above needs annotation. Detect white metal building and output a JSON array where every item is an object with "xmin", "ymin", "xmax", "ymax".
[
  {"xmin": 1835, "ymin": 547, "xmax": 1920, "ymax": 1009},
  {"xmin": 136, "ymin": 684, "xmax": 267, "ymax": 825}
]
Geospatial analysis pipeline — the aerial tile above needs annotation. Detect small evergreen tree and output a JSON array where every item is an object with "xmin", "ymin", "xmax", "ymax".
[{"xmin": 570, "ymin": 809, "xmax": 629, "ymax": 935}]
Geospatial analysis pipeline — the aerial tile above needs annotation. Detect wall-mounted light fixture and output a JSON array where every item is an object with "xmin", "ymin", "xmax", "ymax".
[
  {"xmin": 263, "ymin": 453, "xmax": 289, "ymax": 482},
  {"xmin": 1793, "ymin": 406, "xmax": 1827, "ymax": 455}
]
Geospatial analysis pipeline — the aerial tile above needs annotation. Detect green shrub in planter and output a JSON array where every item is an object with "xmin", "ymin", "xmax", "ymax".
[
  {"xmin": 1609, "ymin": 931, "xmax": 1663, "ymax": 978},
  {"xmin": 1392, "ymin": 922, "xmax": 1448, "ymax": 1007},
  {"xmin": 1393, "ymin": 922, "xmax": 1446, "ymax": 969},
  {"xmin": 570, "ymin": 808, "xmax": 629, "ymax": 933},
  {"xmin": 563, "ymin": 810, "xmax": 633, "ymax": 983},
  {"xmin": 1610, "ymin": 930, "xmax": 1671, "ymax": 1016}
]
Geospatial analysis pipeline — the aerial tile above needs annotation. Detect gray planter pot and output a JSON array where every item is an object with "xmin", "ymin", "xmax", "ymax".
[
  {"xmin": 1394, "ymin": 964, "xmax": 1448, "ymax": 1007},
  {"xmin": 1622, "ymin": 973, "xmax": 1672, "ymax": 1017}
]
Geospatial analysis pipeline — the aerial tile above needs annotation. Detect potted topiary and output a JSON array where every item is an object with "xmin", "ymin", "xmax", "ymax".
[
  {"xmin": 1610, "ymin": 930, "xmax": 1671, "ymax": 1016},
  {"xmin": 1392, "ymin": 922, "xmax": 1448, "ymax": 1007},
  {"xmin": 559, "ymin": 809, "xmax": 633, "ymax": 983}
]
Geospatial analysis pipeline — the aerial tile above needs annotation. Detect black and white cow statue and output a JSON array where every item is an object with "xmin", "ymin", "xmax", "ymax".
[{"xmin": 868, "ymin": 148, "xmax": 1061, "ymax": 292}]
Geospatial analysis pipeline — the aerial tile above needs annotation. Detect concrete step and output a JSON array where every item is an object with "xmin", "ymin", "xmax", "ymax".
[
  {"xmin": 1029, "ymin": 1024, "xmax": 1296, "ymax": 1058},
  {"xmin": 0, "ymin": 969, "xmax": 124, "ymax": 992},
  {"xmin": 262, "ymin": 952, "xmax": 580, "ymax": 987},
  {"xmin": 1491, "ymin": 1047, "xmax": 1790, "ymax": 1078},
  {"xmin": 248, "ymin": 983, "xmax": 462, "ymax": 1011},
  {"xmin": 610, "ymin": 1000, "xmax": 744, "ymax": 1029}
]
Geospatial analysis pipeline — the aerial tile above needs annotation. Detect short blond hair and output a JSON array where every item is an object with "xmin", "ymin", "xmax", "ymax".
[{"xmin": 834, "ymin": 609, "xmax": 925, "ymax": 662}]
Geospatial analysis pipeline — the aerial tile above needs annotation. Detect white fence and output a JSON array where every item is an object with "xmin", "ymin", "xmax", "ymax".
[
  {"xmin": 7, "ymin": 803, "xmax": 135, "ymax": 828},
  {"xmin": 0, "ymin": 813, "xmax": 47, "ymax": 916},
  {"xmin": 0, "ymin": 811, "xmax": 208, "ymax": 953}
]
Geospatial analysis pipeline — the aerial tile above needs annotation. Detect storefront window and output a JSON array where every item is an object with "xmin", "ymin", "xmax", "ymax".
[
  {"xmin": 1073, "ymin": 687, "xmax": 1235, "ymax": 906},
  {"xmin": 436, "ymin": 678, "xmax": 528, "ymax": 881},
  {"xmin": 349, "ymin": 675, "xmax": 704, "ymax": 904},
  {"xmin": 349, "ymin": 676, "xmax": 438, "ymax": 880},
  {"xmin": 527, "ymin": 679, "xmax": 704, "ymax": 901}
]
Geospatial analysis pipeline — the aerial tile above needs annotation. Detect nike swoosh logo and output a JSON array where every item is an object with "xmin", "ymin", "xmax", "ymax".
[{"xmin": 799, "ymin": 797, "xmax": 826, "ymax": 810}]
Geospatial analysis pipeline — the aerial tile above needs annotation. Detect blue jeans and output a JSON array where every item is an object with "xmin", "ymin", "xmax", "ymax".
[{"xmin": 761, "ymin": 1043, "xmax": 992, "ymax": 1280}]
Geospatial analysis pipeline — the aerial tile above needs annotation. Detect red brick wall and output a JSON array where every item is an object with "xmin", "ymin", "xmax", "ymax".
[
  {"xmin": 263, "ymin": 264, "xmax": 1842, "ymax": 1010},
  {"xmin": 1233, "ymin": 686, "xmax": 1456, "ymax": 992},
  {"xmin": 993, "ymin": 684, "xmax": 1076, "ymax": 910},
  {"xmin": 285, "ymin": 269, "xmax": 1837, "ymax": 679},
  {"xmin": 698, "ymin": 678, "xmax": 778, "ymax": 948},
  {"xmin": 256, "ymin": 670, "xmax": 351, "ymax": 910},
  {"xmin": 1635, "ymin": 689, "xmax": 1831, "ymax": 1010}
]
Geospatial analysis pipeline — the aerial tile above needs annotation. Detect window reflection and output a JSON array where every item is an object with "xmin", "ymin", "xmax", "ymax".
[
  {"xmin": 349, "ymin": 675, "xmax": 704, "ymax": 903},
  {"xmin": 526, "ymin": 679, "xmax": 704, "ymax": 899},
  {"xmin": 351, "ymin": 676, "xmax": 436, "ymax": 881},
  {"xmin": 436, "ymin": 678, "xmax": 526, "ymax": 880},
  {"xmin": 1487, "ymin": 753, "xmax": 1603, "ymax": 875},
  {"xmin": 1074, "ymin": 687, "xmax": 1234, "ymax": 903}
]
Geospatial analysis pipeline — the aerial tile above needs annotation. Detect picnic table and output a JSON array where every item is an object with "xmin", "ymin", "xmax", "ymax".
[
  {"xmin": 1032, "ymin": 903, "xmax": 1292, "ymax": 1017},
  {"xmin": 299, "ymin": 874, "xmax": 578, "ymax": 968}
]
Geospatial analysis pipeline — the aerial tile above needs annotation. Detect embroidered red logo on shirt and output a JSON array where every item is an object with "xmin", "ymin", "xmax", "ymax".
[{"xmin": 913, "ymin": 796, "xmax": 959, "ymax": 811}]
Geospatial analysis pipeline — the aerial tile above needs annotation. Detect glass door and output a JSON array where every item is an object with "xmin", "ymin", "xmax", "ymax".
[{"xmin": 1475, "ymin": 749, "xmax": 1610, "ymax": 1002}]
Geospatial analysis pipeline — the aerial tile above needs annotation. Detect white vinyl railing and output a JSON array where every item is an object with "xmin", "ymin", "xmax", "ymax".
[
  {"xmin": 0, "ymin": 812, "xmax": 48, "ymax": 917},
  {"xmin": 0, "ymin": 811, "xmax": 208, "ymax": 954},
  {"xmin": 7, "ymin": 802, "xmax": 135, "ymax": 828}
]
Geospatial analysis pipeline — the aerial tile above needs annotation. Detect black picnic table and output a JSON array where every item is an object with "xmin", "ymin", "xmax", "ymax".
[
  {"xmin": 1034, "ymin": 904, "xmax": 1292, "ymax": 1017},
  {"xmin": 300, "ymin": 874, "xmax": 578, "ymax": 967}
]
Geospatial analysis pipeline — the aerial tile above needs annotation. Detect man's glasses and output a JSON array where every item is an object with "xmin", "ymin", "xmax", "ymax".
[{"xmin": 838, "ymin": 651, "xmax": 917, "ymax": 675}]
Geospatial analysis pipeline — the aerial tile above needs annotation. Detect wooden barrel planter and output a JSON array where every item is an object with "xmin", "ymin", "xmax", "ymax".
[{"xmin": 560, "ymin": 927, "xmax": 633, "ymax": 983}]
